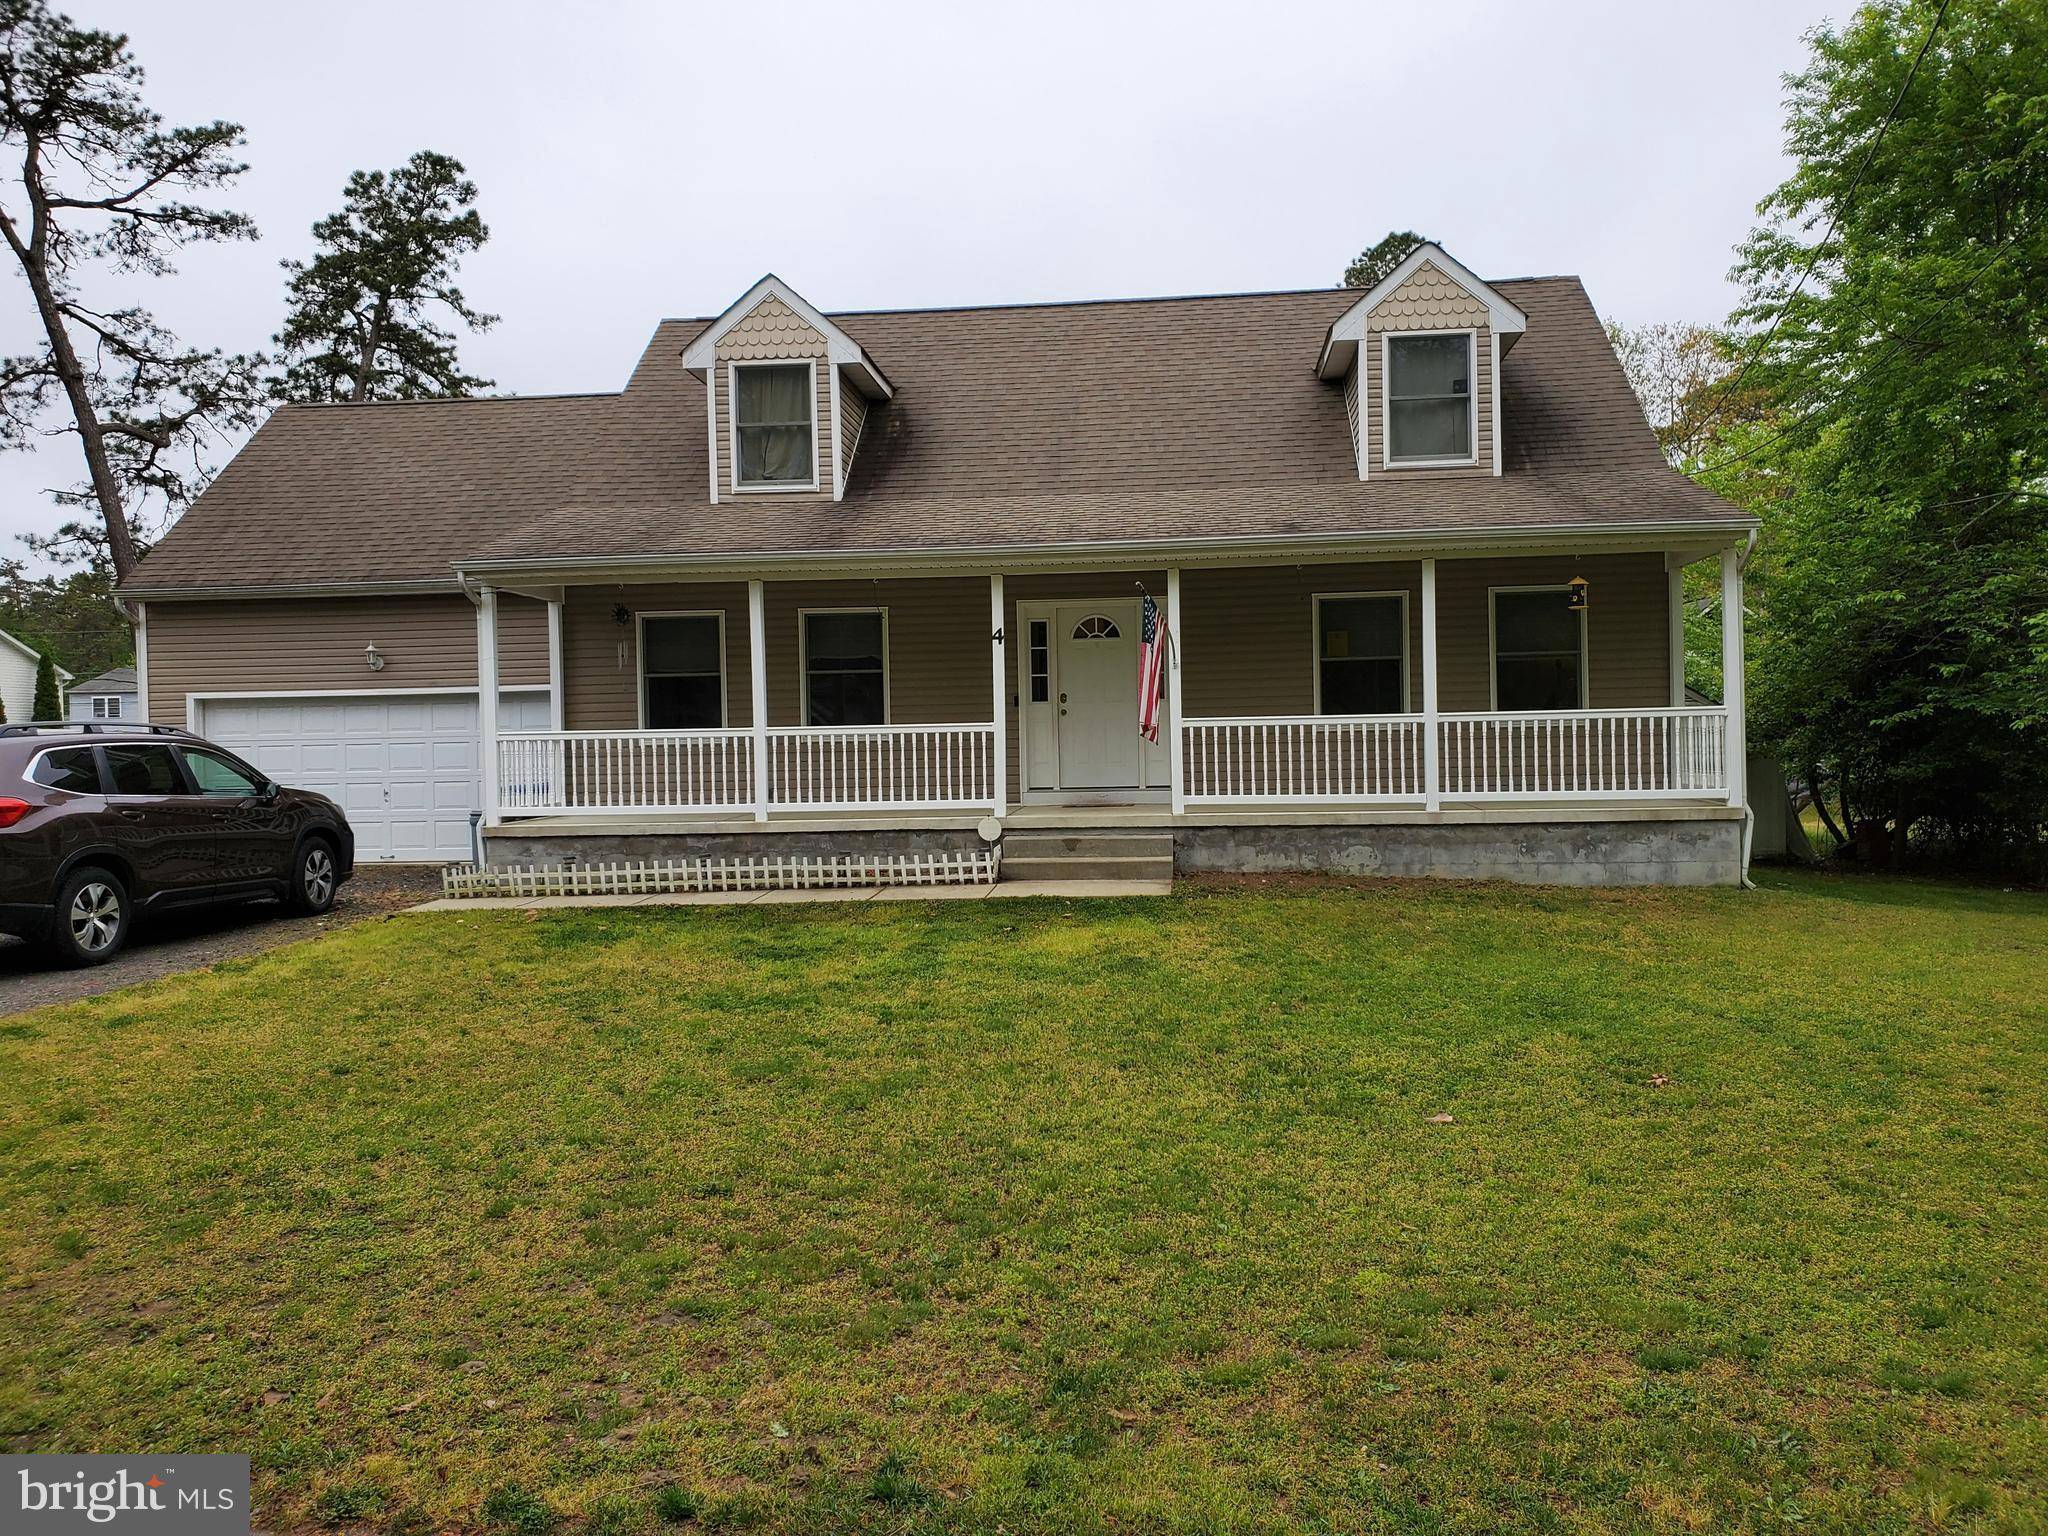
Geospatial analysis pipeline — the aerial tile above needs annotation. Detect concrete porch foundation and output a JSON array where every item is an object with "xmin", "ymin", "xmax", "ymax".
[{"xmin": 483, "ymin": 803, "xmax": 1746, "ymax": 887}]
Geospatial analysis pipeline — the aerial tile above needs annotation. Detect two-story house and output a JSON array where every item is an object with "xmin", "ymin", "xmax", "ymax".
[{"xmin": 118, "ymin": 246, "xmax": 1756, "ymax": 884}]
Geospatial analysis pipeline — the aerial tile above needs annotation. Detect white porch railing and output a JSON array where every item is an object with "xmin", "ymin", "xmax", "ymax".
[
  {"xmin": 497, "ymin": 730, "xmax": 754, "ymax": 815},
  {"xmin": 1182, "ymin": 715, "xmax": 1427, "ymax": 804},
  {"xmin": 495, "ymin": 723, "xmax": 1000, "ymax": 815},
  {"xmin": 767, "ymin": 724, "xmax": 998, "ymax": 811},
  {"xmin": 496, "ymin": 710, "xmax": 1728, "ymax": 817},
  {"xmin": 1436, "ymin": 707, "xmax": 1728, "ymax": 800}
]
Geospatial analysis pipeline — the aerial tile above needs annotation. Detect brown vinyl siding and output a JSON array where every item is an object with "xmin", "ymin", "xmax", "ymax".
[
  {"xmin": 144, "ymin": 593, "xmax": 547, "ymax": 729},
  {"xmin": 1366, "ymin": 261, "xmax": 1495, "ymax": 477},
  {"xmin": 1434, "ymin": 553, "xmax": 1669, "ymax": 711},
  {"xmin": 561, "ymin": 583, "xmax": 753, "ymax": 730},
  {"xmin": 713, "ymin": 298, "xmax": 835, "ymax": 501},
  {"xmin": 839, "ymin": 384, "xmax": 869, "ymax": 479},
  {"xmin": 550, "ymin": 555, "xmax": 1671, "ymax": 799}
]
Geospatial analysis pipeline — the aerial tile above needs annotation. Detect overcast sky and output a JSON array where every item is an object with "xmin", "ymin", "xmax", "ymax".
[{"xmin": 1, "ymin": 0, "xmax": 1840, "ymax": 570}]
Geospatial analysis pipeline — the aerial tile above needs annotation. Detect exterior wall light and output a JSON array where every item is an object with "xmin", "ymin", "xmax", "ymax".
[
  {"xmin": 365, "ymin": 643, "xmax": 386, "ymax": 671},
  {"xmin": 1567, "ymin": 576, "xmax": 1589, "ymax": 611}
]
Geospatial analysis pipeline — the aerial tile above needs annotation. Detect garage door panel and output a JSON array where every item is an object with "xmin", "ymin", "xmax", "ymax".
[{"xmin": 193, "ymin": 690, "xmax": 543, "ymax": 864}]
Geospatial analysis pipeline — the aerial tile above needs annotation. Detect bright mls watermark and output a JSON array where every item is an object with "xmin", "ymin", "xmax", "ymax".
[{"xmin": 4, "ymin": 1456, "xmax": 249, "ymax": 1535}]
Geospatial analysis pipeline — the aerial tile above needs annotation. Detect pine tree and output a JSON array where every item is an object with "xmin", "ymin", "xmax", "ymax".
[
  {"xmin": 273, "ymin": 151, "xmax": 496, "ymax": 401},
  {"xmin": 0, "ymin": 0, "xmax": 268, "ymax": 583},
  {"xmin": 32, "ymin": 648, "xmax": 60, "ymax": 720}
]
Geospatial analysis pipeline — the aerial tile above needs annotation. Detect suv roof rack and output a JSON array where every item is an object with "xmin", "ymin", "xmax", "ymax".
[{"xmin": 0, "ymin": 721, "xmax": 195, "ymax": 739}]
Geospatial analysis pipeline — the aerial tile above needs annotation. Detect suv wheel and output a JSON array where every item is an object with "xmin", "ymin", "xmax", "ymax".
[
  {"xmin": 288, "ymin": 838, "xmax": 338, "ymax": 915},
  {"xmin": 47, "ymin": 867, "xmax": 129, "ymax": 968}
]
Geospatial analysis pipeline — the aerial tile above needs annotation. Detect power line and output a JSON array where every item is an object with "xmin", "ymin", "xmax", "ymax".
[{"xmin": 1692, "ymin": 0, "xmax": 1952, "ymax": 436}]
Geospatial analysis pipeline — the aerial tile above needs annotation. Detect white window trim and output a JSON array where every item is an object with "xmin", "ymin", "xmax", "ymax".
[
  {"xmin": 635, "ymin": 609, "xmax": 728, "ymax": 730},
  {"xmin": 89, "ymin": 695, "xmax": 124, "ymax": 719},
  {"xmin": 728, "ymin": 359, "xmax": 820, "ymax": 494},
  {"xmin": 1312, "ymin": 590, "xmax": 1412, "ymax": 714},
  {"xmin": 1487, "ymin": 584, "xmax": 1590, "ymax": 710},
  {"xmin": 1381, "ymin": 328, "xmax": 1479, "ymax": 470},
  {"xmin": 798, "ymin": 606, "xmax": 891, "ymax": 726}
]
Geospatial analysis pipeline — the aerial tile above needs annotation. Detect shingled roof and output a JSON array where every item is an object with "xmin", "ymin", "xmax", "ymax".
[{"xmin": 124, "ymin": 276, "xmax": 1748, "ymax": 595}]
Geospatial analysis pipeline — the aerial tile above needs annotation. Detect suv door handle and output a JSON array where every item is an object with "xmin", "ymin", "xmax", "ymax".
[{"xmin": 116, "ymin": 808, "xmax": 146, "ymax": 822}]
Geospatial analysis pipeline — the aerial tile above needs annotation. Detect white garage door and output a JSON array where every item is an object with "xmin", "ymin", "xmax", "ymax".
[{"xmin": 196, "ymin": 691, "xmax": 552, "ymax": 863}]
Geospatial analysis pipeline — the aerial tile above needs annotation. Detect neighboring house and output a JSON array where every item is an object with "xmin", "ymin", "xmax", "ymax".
[
  {"xmin": 118, "ymin": 246, "xmax": 1758, "ymax": 881},
  {"xmin": 68, "ymin": 665, "xmax": 139, "ymax": 723},
  {"xmin": 0, "ymin": 626, "xmax": 70, "ymax": 725}
]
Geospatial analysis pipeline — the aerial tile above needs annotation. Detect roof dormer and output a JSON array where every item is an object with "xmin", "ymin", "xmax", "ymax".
[
  {"xmin": 1316, "ymin": 244, "xmax": 1527, "ymax": 481},
  {"xmin": 681, "ymin": 275, "xmax": 893, "ymax": 503}
]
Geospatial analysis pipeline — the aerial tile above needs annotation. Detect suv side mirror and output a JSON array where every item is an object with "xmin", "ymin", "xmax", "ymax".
[{"xmin": 260, "ymin": 779, "xmax": 282, "ymax": 801}]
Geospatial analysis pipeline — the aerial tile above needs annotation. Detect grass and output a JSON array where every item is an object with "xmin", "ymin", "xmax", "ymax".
[{"xmin": 0, "ymin": 869, "xmax": 2043, "ymax": 1534}]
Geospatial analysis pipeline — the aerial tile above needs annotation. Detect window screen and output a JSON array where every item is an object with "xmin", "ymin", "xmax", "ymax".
[
  {"xmin": 641, "ymin": 615, "xmax": 724, "ymax": 729},
  {"xmin": 1317, "ymin": 596, "xmax": 1406, "ymax": 714},
  {"xmin": 1388, "ymin": 334, "xmax": 1472, "ymax": 462},
  {"xmin": 1493, "ymin": 590, "xmax": 1584, "ymax": 710},
  {"xmin": 803, "ymin": 611, "xmax": 886, "ymax": 726},
  {"xmin": 735, "ymin": 364, "xmax": 813, "ymax": 485}
]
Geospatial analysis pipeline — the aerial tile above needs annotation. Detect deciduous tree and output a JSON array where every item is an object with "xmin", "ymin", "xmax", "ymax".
[{"xmin": 1730, "ymin": 0, "xmax": 2048, "ymax": 866}]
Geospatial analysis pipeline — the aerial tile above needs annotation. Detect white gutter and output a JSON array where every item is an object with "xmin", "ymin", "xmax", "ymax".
[{"xmin": 118, "ymin": 578, "xmax": 462, "ymax": 601}]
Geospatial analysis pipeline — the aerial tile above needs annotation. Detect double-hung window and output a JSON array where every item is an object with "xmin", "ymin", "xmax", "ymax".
[
  {"xmin": 802, "ymin": 610, "xmax": 887, "ymax": 726},
  {"xmin": 733, "ymin": 363, "xmax": 815, "ymax": 488},
  {"xmin": 640, "ymin": 614, "xmax": 726, "ymax": 729},
  {"xmin": 1492, "ymin": 588, "xmax": 1586, "ymax": 710},
  {"xmin": 90, "ymin": 695, "xmax": 122, "ymax": 720},
  {"xmin": 1386, "ymin": 332, "xmax": 1474, "ymax": 465},
  {"xmin": 1316, "ymin": 594, "xmax": 1408, "ymax": 714}
]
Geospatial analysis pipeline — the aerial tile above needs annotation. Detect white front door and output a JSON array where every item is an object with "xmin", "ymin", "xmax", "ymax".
[{"xmin": 1055, "ymin": 603, "xmax": 1142, "ymax": 789}]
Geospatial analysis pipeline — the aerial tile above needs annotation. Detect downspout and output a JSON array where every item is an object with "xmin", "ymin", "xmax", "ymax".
[{"xmin": 1739, "ymin": 528, "xmax": 1758, "ymax": 889}]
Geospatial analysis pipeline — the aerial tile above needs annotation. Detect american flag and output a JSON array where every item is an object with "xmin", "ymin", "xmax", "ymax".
[{"xmin": 1138, "ymin": 593, "xmax": 1168, "ymax": 743}]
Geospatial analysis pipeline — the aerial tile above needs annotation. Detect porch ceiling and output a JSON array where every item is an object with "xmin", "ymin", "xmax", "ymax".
[{"xmin": 463, "ymin": 518, "xmax": 1748, "ymax": 590}]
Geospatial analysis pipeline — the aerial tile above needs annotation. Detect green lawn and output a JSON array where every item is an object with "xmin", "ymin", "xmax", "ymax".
[{"xmin": 2, "ymin": 872, "xmax": 2043, "ymax": 1535}]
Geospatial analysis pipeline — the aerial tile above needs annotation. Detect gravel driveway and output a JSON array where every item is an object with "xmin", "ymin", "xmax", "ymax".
[{"xmin": 0, "ymin": 865, "xmax": 442, "ymax": 1017}]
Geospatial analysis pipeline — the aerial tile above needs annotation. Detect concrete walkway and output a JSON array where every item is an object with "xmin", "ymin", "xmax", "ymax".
[{"xmin": 412, "ymin": 879, "xmax": 1173, "ymax": 912}]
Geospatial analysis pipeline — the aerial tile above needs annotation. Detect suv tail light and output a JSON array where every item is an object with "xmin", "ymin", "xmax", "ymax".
[{"xmin": 0, "ymin": 797, "xmax": 29, "ymax": 828}]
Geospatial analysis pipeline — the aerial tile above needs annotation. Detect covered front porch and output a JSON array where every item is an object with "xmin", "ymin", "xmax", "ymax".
[{"xmin": 466, "ymin": 538, "xmax": 1750, "ymax": 880}]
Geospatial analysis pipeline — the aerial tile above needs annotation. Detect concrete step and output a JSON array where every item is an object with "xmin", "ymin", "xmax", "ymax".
[
  {"xmin": 1000, "ymin": 853, "xmax": 1176, "ymax": 882},
  {"xmin": 1002, "ymin": 831, "xmax": 1174, "ymax": 860}
]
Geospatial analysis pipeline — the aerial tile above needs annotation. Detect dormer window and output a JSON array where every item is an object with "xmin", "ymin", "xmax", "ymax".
[
  {"xmin": 732, "ymin": 362, "xmax": 816, "ymax": 489},
  {"xmin": 1385, "ymin": 332, "xmax": 1475, "ymax": 466}
]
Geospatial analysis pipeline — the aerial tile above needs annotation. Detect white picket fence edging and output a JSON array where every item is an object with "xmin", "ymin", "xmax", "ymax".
[{"xmin": 441, "ymin": 847, "xmax": 1001, "ymax": 899}]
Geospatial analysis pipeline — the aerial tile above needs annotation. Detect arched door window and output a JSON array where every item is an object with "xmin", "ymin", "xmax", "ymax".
[{"xmin": 1070, "ymin": 614, "xmax": 1121, "ymax": 641}]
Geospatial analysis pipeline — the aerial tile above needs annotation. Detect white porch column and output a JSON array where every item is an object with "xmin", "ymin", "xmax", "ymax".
[
  {"xmin": 1667, "ymin": 555, "xmax": 1686, "ymax": 707},
  {"xmin": 1721, "ymin": 547, "xmax": 1746, "ymax": 808},
  {"xmin": 1166, "ymin": 567, "xmax": 1186, "ymax": 815},
  {"xmin": 1421, "ymin": 557, "xmax": 1440, "ymax": 811},
  {"xmin": 476, "ymin": 584, "xmax": 501, "ymax": 827},
  {"xmin": 748, "ymin": 579, "xmax": 769, "ymax": 822},
  {"xmin": 546, "ymin": 594, "xmax": 565, "ymax": 730},
  {"xmin": 131, "ymin": 601, "xmax": 149, "ymax": 723},
  {"xmin": 989, "ymin": 574, "xmax": 1008, "ymax": 817}
]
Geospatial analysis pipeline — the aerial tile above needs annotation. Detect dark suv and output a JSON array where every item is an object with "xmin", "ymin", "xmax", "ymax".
[{"xmin": 0, "ymin": 722, "xmax": 355, "ymax": 967}]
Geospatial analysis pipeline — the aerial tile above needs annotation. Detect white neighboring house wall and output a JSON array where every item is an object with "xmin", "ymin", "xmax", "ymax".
[{"xmin": 0, "ymin": 626, "xmax": 71, "ymax": 724}]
